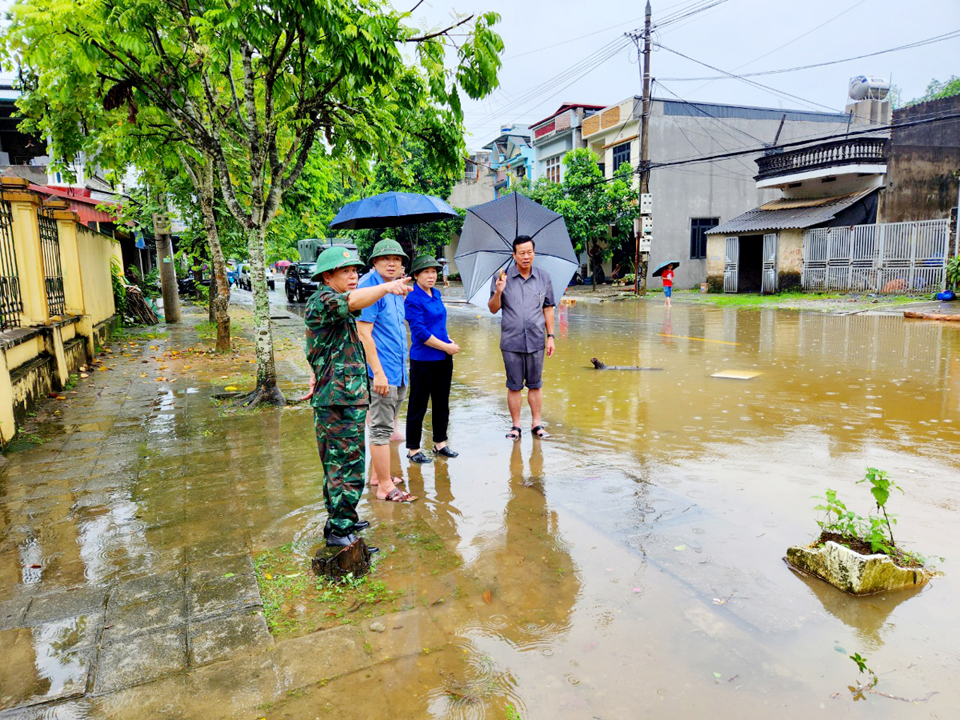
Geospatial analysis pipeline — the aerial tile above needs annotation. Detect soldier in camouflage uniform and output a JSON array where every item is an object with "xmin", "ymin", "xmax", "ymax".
[{"xmin": 305, "ymin": 246, "xmax": 412, "ymax": 547}]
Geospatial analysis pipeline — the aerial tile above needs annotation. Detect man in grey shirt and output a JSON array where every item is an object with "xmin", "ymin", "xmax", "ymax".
[{"xmin": 489, "ymin": 235, "xmax": 556, "ymax": 440}]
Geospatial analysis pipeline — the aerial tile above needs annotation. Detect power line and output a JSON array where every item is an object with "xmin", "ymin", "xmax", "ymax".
[
  {"xmin": 504, "ymin": 16, "xmax": 644, "ymax": 60},
  {"xmin": 656, "ymin": 43, "xmax": 844, "ymax": 113},
  {"xmin": 658, "ymin": 29, "xmax": 960, "ymax": 81}
]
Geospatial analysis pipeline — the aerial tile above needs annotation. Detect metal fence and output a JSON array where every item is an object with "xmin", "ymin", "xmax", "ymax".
[
  {"xmin": 0, "ymin": 199, "xmax": 22, "ymax": 329},
  {"xmin": 38, "ymin": 209, "xmax": 65, "ymax": 316},
  {"xmin": 802, "ymin": 219, "xmax": 951, "ymax": 293}
]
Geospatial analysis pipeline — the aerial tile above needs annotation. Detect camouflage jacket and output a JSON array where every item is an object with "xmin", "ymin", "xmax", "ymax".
[{"xmin": 305, "ymin": 286, "xmax": 370, "ymax": 408}]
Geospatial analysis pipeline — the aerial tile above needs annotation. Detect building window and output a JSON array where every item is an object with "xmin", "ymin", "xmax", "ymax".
[
  {"xmin": 597, "ymin": 163, "xmax": 605, "ymax": 178},
  {"xmin": 611, "ymin": 142, "xmax": 631, "ymax": 173},
  {"xmin": 545, "ymin": 156, "xmax": 561, "ymax": 183},
  {"xmin": 690, "ymin": 218, "xmax": 719, "ymax": 260}
]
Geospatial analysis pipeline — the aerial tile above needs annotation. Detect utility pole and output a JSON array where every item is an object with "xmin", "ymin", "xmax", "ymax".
[
  {"xmin": 153, "ymin": 212, "xmax": 181, "ymax": 324},
  {"xmin": 635, "ymin": 0, "xmax": 653, "ymax": 295}
]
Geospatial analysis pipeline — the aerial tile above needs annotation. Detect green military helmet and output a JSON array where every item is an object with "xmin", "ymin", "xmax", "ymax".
[
  {"xmin": 368, "ymin": 237, "xmax": 409, "ymax": 261},
  {"xmin": 311, "ymin": 245, "xmax": 365, "ymax": 281},
  {"xmin": 409, "ymin": 255, "xmax": 442, "ymax": 277}
]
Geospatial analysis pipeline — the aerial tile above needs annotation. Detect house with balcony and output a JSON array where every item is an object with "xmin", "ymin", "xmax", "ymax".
[
  {"xmin": 482, "ymin": 126, "xmax": 535, "ymax": 197},
  {"xmin": 580, "ymin": 95, "xmax": 849, "ymax": 286},
  {"xmin": 704, "ymin": 134, "xmax": 887, "ymax": 293},
  {"xmin": 529, "ymin": 103, "xmax": 605, "ymax": 182},
  {"xmin": 705, "ymin": 89, "xmax": 957, "ymax": 295}
]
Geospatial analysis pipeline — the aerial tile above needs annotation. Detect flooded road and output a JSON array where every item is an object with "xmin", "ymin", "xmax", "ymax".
[{"xmin": 1, "ymin": 299, "xmax": 958, "ymax": 718}]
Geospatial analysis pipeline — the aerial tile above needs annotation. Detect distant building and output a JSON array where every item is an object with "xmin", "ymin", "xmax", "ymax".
[
  {"xmin": 529, "ymin": 103, "xmax": 604, "ymax": 182},
  {"xmin": 706, "ymin": 83, "xmax": 956, "ymax": 295},
  {"xmin": 580, "ymin": 95, "xmax": 848, "ymax": 287},
  {"xmin": 483, "ymin": 126, "xmax": 535, "ymax": 196}
]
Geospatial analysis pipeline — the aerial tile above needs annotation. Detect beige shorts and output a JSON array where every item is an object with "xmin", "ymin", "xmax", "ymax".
[{"xmin": 367, "ymin": 384, "xmax": 407, "ymax": 445}]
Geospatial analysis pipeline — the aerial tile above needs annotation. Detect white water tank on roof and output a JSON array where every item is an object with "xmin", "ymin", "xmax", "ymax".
[{"xmin": 849, "ymin": 76, "xmax": 890, "ymax": 101}]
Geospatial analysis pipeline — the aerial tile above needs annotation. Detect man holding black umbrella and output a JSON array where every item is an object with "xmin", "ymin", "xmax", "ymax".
[{"xmin": 488, "ymin": 235, "xmax": 556, "ymax": 440}]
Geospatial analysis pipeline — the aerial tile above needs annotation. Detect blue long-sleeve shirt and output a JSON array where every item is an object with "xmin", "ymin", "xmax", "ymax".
[{"xmin": 404, "ymin": 284, "xmax": 451, "ymax": 362}]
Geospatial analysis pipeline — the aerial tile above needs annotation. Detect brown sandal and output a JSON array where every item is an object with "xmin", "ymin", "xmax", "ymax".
[{"xmin": 379, "ymin": 488, "xmax": 417, "ymax": 503}]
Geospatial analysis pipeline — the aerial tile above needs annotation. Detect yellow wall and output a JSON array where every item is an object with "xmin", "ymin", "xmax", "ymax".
[
  {"xmin": 0, "ymin": 183, "xmax": 119, "ymax": 443},
  {"xmin": 777, "ymin": 229, "xmax": 804, "ymax": 274},
  {"xmin": 77, "ymin": 225, "xmax": 118, "ymax": 326}
]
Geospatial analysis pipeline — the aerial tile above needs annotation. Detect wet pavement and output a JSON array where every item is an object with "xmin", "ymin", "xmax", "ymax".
[{"xmin": 0, "ymin": 295, "xmax": 958, "ymax": 718}]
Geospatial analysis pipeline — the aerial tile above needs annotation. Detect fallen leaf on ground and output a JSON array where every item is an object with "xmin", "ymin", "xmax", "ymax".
[
  {"xmin": 482, "ymin": 589, "xmax": 492, "ymax": 604},
  {"xmin": 224, "ymin": 386, "xmax": 238, "ymax": 391}
]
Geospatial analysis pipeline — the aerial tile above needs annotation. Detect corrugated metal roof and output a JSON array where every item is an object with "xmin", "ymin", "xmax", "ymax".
[{"xmin": 706, "ymin": 190, "xmax": 876, "ymax": 235}]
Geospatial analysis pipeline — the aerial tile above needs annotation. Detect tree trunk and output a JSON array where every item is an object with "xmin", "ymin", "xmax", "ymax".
[
  {"xmin": 198, "ymin": 163, "xmax": 232, "ymax": 353},
  {"xmin": 241, "ymin": 224, "xmax": 285, "ymax": 406}
]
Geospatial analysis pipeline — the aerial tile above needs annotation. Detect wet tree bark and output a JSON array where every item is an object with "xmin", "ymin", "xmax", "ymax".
[
  {"xmin": 241, "ymin": 224, "xmax": 285, "ymax": 406},
  {"xmin": 198, "ymin": 162, "xmax": 231, "ymax": 353},
  {"xmin": 312, "ymin": 539, "xmax": 372, "ymax": 580}
]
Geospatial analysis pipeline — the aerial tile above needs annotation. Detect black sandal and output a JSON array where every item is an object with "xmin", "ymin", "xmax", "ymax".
[
  {"xmin": 407, "ymin": 451, "xmax": 433, "ymax": 464},
  {"xmin": 531, "ymin": 425, "xmax": 550, "ymax": 439},
  {"xmin": 506, "ymin": 426, "xmax": 521, "ymax": 440},
  {"xmin": 433, "ymin": 446, "xmax": 459, "ymax": 458}
]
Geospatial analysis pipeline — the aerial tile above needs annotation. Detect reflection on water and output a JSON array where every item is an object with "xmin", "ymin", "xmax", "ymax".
[{"xmin": 0, "ymin": 301, "xmax": 957, "ymax": 717}]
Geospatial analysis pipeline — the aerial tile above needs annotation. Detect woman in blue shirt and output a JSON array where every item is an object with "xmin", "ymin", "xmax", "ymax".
[{"xmin": 404, "ymin": 256, "xmax": 461, "ymax": 463}]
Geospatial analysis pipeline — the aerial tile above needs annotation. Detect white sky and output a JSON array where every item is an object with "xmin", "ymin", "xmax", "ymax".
[
  {"xmin": 3, "ymin": 0, "xmax": 958, "ymax": 153},
  {"xmin": 413, "ymin": 0, "xmax": 960, "ymax": 149}
]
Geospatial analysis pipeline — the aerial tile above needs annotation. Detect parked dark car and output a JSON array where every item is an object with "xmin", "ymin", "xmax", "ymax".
[{"xmin": 285, "ymin": 262, "xmax": 320, "ymax": 302}]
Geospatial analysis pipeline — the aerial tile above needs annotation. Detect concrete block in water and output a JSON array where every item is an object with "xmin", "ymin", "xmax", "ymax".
[{"xmin": 785, "ymin": 540, "xmax": 935, "ymax": 596}]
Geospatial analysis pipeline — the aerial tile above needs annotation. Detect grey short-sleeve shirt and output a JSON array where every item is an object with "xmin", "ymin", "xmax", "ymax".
[{"xmin": 490, "ymin": 264, "xmax": 556, "ymax": 353}]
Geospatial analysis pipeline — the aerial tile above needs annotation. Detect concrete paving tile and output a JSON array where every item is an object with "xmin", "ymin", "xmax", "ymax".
[
  {"xmin": 183, "ymin": 536, "xmax": 253, "ymax": 565},
  {"xmin": 274, "ymin": 625, "xmax": 373, "ymax": 689},
  {"xmin": 188, "ymin": 574, "xmax": 261, "ymax": 619},
  {"xmin": 0, "ymin": 621, "xmax": 96, "ymax": 711},
  {"xmin": 188, "ymin": 610, "xmax": 272, "ymax": 667},
  {"xmin": 93, "ymin": 627, "xmax": 186, "ymax": 694},
  {"xmin": 110, "ymin": 569, "xmax": 184, "ymax": 607},
  {"xmin": 23, "ymin": 588, "xmax": 107, "ymax": 627},
  {"xmin": 103, "ymin": 591, "xmax": 185, "ymax": 641},
  {"xmin": 90, "ymin": 669, "xmax": 190, "ymax": 718},
  {"xmin": 0, "ymin": 595, "xmax": 30, "ymax": 631},
  {"xmin": 0, "ymin": 698, "xmax": 94, "ymax": 719},
  {"xmin": 186, "ymin": 554, "xmax": 254, "ymax": 584}
]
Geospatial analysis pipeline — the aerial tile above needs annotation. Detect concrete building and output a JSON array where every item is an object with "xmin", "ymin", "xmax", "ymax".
[
  {"xmin": 444, "ymin": 150, "xmax": 497, "ymax": 275},
  {"xmin": 580, "ymin": 95, "xmax": 848, "ymax": 288},
  {"xmin": 529, "ymin": 103, "xmax": 605, "ymax": 183}
]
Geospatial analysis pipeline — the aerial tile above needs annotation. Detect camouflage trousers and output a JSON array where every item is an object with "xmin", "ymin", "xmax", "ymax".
[{"xmin": 314, "ymin": 405, "xmax": 367, "ymax": 535}]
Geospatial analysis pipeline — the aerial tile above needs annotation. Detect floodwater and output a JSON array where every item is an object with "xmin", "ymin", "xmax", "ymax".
[{"xmin": 1, "ymin": 299, "xmax": 959, "ymax": 718}]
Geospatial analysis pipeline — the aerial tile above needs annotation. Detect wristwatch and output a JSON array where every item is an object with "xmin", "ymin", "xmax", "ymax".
[{"xmin": 547, "ymin": 333, "xmax": 555, "ymax": 338}]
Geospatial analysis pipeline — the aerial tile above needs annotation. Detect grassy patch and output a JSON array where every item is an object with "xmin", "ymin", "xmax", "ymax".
[
  {"xmin": 253, "ymin": 543, "xmax": 403, "ymax": 640},
  {"xmin": 5, "ymin": 431, "xmax": 46, "ymax": 452},
  {"xmin": 195, "ymin": 321, "xmax": 217, "ymax": 340},
  {"xmin": 677, "ymin": 290, "xmax": 935, "ymax": 308}
]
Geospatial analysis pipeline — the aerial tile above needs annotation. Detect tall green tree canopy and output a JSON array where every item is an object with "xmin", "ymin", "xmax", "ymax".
[
  {"xmin": 511, "ymin": 148, "xmax": 638, "ymax": 260},
  {"xmin": 6, "ymin": 0, "xmax": 503, "ymax": 403}
]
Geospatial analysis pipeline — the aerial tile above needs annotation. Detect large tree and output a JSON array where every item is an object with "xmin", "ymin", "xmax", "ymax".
[
  {"xmin": 511, "ymin": 149, "xmax": 638, "ymax": 282},
  {"xmin": 6, "ymin": 0, "xmax": 503, "ymax": 405}
]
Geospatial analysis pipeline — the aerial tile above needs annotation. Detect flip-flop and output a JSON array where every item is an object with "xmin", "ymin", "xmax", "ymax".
[
  {"xmin": 378, "ymin": 488, "xmax": 417, "ymax": 503},
  {"xmin": 531, "ymin": 425, "xmax": 550, "ymax": 439}
]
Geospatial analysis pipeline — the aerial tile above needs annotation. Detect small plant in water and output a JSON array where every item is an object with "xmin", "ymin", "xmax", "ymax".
[
  {"xmin": 848, "ymin": 652, "xmax": 878, "ymax": 700},
  {"xmin": 813, "ymin": 467, "xmax": 924, "ymax": 565}
]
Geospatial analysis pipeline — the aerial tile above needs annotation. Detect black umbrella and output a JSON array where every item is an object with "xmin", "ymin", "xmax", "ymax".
[
  {"xmin": 652, "ymin": 260, "xmax": 681, "ymax": 277},
  {"xmin": 454, "ymin": 193, "xmax": 578, "ymax": 307}
]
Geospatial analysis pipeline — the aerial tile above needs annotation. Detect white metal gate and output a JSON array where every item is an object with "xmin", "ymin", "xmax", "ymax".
[
  {"xmin": 761, "ymin": 233, "xmax": 778, "ymax": 294},
  {"xmin": 723, "ymin": 236, "xmax": 739, "ymax": 293},
  {"xmin": 803, "ymin": 219, "xmax": 950, "ymax": 293}
]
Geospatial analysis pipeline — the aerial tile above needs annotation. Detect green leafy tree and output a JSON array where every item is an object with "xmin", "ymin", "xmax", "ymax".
[
  {"xmin": 510, "ymin": 148, "xmax": 638, "ymax": 286},
  {"xmin": 346, "ymin": 137, "xmax": 465, "ymax": 260},
  {"xmin": 6, "ymin": 0, "xmax": 503, "ymax": 405}
]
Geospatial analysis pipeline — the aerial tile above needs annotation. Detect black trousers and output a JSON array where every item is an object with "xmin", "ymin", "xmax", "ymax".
[{"xmin": 405, "ymin": 356, "xmax": 453, "ymax": 449}]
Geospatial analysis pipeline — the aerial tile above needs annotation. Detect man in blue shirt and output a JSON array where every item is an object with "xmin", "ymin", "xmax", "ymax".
[{"xmin": 357, "ymin": 238, "xmax": 417, "ymax": 503}]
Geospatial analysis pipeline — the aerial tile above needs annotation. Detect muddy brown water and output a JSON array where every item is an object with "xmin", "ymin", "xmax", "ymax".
[{"xmin": 1, "ymin": 301, "xmax": 958, "ymax": 718}]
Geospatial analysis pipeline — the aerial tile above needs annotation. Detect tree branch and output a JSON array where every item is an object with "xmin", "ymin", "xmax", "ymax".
[{"xmin": 406, "ymin": 15, "xmax": 473, "ymax": 42}]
